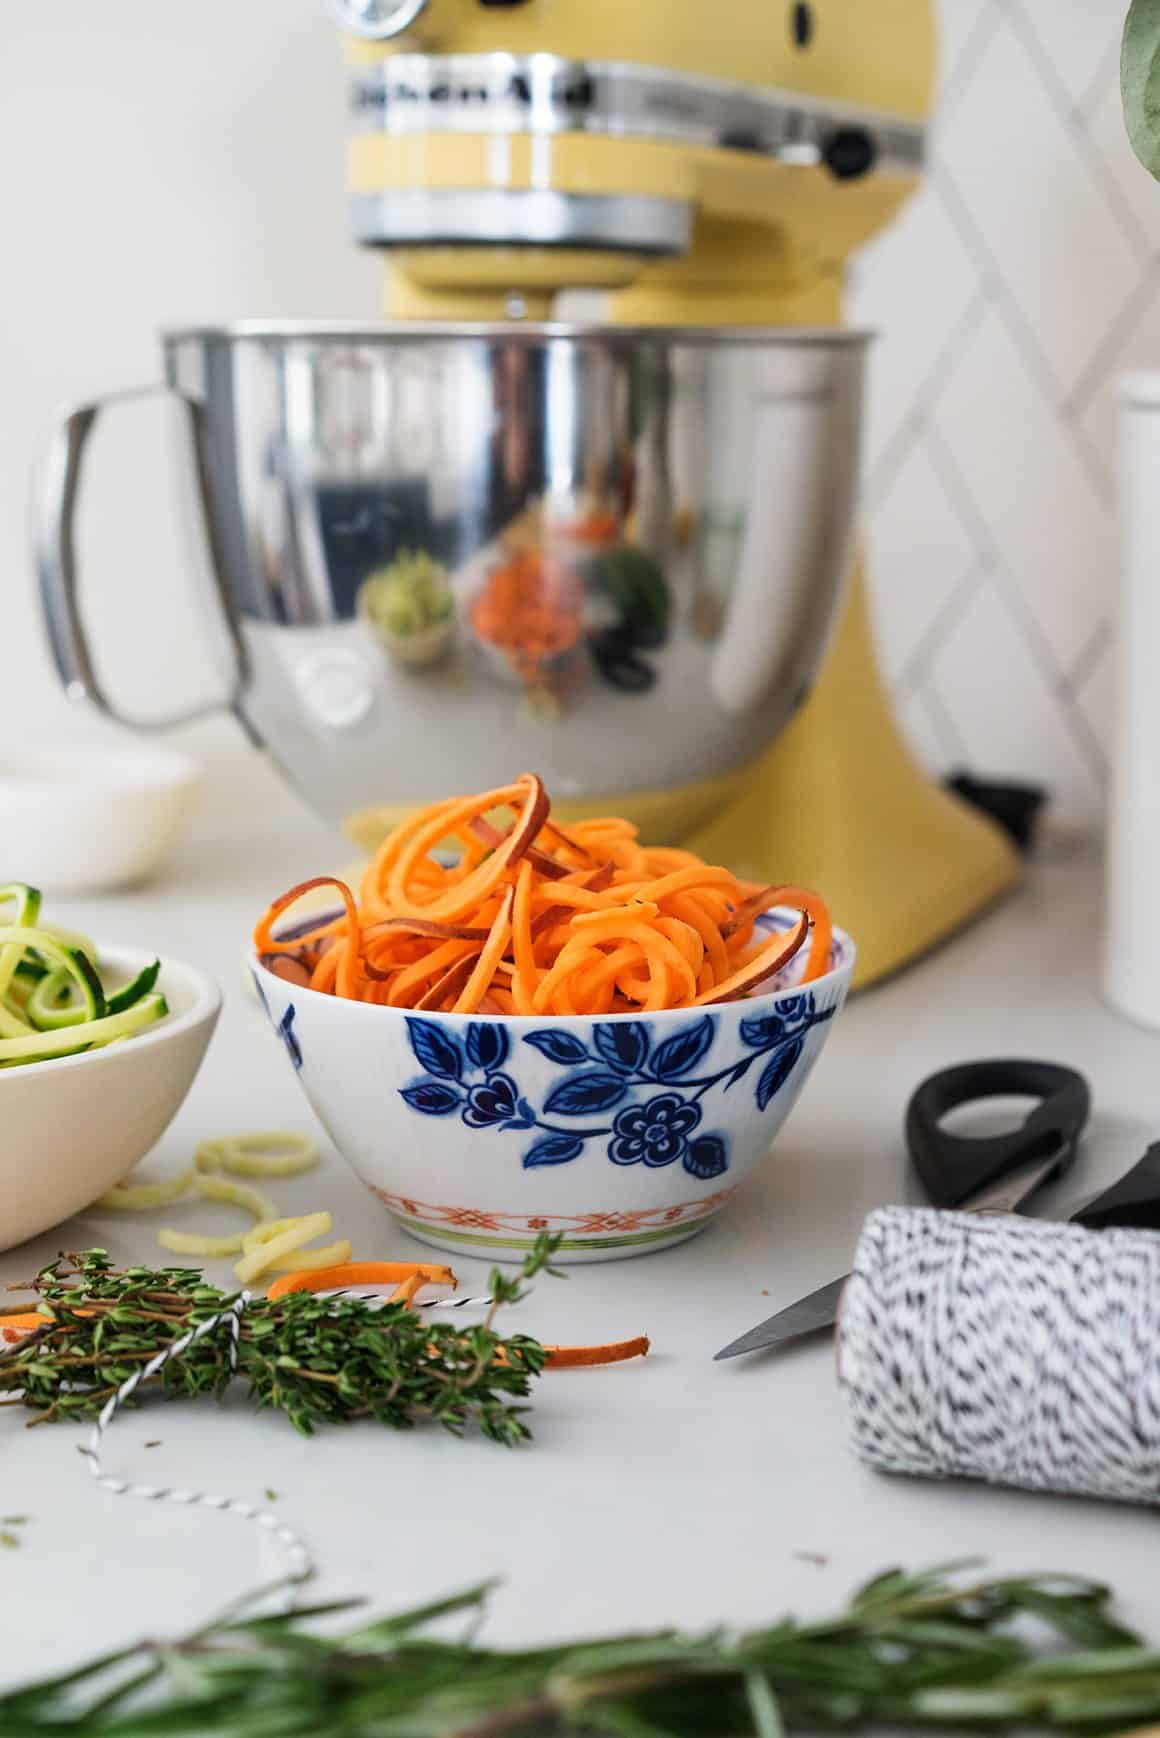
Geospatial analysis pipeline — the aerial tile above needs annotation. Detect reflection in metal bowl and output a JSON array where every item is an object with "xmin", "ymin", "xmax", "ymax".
[{"xmin": 39, "ymin": 323, "xmax": 869, "ymax": 831}]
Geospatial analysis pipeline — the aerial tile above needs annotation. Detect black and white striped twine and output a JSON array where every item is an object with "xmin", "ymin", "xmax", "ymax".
[{"xmin": 839, "ymin": 1207, "xmax": 1160, "ymax": 1506}]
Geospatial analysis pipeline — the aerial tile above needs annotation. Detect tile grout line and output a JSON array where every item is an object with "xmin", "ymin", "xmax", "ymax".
[
  {"xmin": 989, "ymin": 571, "xmax": 1109, "ymax": 792},
  {"xmin": 1004, "ymin": 2, "xmax": 1151, "ymax": 267},
  {"xmin": 891, "ymin": 559, "xmax": 990, "ymax": 696},
  {"xmin": 863, "ymin": 287, "xmax": 992, "ymax": 508},
  {"xmin": 918, "ymin": 429, "xmax": 1092, "ymax": 719},
  {"xmin": 934, "ymin": 2, "xmax": 1007, "ymax": 126},
  {"xmin": 922, "ymin": 420, "xmax": 998, "ymax": 566},
  {"xmin": 913, "ymin": 677, "xmax": 970, "ymax": 767},
  {"xmin": 1060, "ymin": 616, "xmax": 1114, "ymax": 701},
  {"xmin": 1075, "ymin": 37, "xmax": 1125, "ymax": 122},
  {"xmin": 1064, "ymin": 266, "xmax": 1160, "ymax": 426},
  {"xmin": 921, "ymin": 428, "xmax": 1106, "ymax": 792},
  {"xmin": 929, "ymin": 161, "xmax": 1069, "ymax": 417}
]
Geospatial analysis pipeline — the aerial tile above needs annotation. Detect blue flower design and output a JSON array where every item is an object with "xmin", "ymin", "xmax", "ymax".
[
  {"xmin": 609, "ymin": 1093, "xmax": 703, "ymax": 1168},
  {"xmin": 463, "ymin": 1072, "xmax": 520, "ymax": 1129},
  {"xmin": 396, "ymin": 998, "xmax": 835, "ymax": 1174}
]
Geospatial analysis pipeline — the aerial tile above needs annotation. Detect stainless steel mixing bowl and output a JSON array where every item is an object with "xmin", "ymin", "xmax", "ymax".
[{"xmin": 38, "ymin": 323, "xmax": 868, "ymax": 834}]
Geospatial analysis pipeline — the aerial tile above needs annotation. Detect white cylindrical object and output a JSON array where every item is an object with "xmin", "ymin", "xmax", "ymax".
[
  {"xmin": 1105, "ymin": 374, "xmax": 1160, "ymax": 1029},
  {"xmin": 839, "ymin": 1207, "xmax": 1160, "ymax": 1506}
]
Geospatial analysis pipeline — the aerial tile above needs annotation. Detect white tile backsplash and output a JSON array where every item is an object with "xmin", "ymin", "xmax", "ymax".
[
  {"xmin": 929, "ymin": 580, "xmax": 1100, "ymax": 815},
  {"xmin": 867, "ymin": 440, "xmax": 978, "ymax": 688},
  {"xmin": 852, "ymin": 0, "xmax": 1152, "ymax": 825}
]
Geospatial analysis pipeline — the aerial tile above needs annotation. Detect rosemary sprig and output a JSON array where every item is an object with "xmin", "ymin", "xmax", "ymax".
[
  {"xmin": 0, "ymin": 1239, "xmax": 562, "ymax": 1443},
  {"xmin": 0, "ymin": 1563, "xmax": 1155, "ymax": 1735}
]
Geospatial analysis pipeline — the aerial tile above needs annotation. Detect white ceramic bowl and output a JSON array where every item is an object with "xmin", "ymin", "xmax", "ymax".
[
  {"xmin": 0, "ymin": 948, "xmax": 221, "ymax": 1251},
  {"xmin": 0, "ymin": 748, "xmax": 200, "ymax": 892},
  {"xmin": 252, "ymin": 925, "xmax": 855, "ymax": 1264}
]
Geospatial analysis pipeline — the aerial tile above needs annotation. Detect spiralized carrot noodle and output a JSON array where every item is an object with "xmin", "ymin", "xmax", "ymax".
[{"xmin": 253, "ymin": 775, "xmax": 835, "ymax": 1017}]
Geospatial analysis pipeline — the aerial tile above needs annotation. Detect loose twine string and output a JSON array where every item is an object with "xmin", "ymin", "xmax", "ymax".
[
  {"xmin": 77, "ymin": 1291, "xmax": 315, "ymax": 1592},
  {"xmin": 75, "ymin": 1288, "xmax": 493, "ymax": 1595}
]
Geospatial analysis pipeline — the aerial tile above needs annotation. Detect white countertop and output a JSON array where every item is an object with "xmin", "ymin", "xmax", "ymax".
[{"xmin": 4, "ymin": 807, "xmax": 1160, "ymax": 1684}]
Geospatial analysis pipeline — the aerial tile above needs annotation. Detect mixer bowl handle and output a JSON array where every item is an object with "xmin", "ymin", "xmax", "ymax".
[{"xmin": 35, "ymin": 385, "xmax": 248, "ymax": 730}]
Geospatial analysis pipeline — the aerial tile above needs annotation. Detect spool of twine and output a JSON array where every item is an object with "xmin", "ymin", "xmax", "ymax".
[{"xmin": 838, "ymin": 1207, "xmax": 1160, "ymax": 1505}]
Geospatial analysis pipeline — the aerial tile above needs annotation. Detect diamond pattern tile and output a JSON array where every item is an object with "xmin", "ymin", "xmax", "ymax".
[
  {"xmin": 862, "ymin": 0, "xmax": 1159, "ymax": 825},
  {"xmin": 1072, "ymin": 288, "xmax": 1160, "ymax": 499},
  {"xmin": 935, "ymin": 12, "xmax": 1141, "ymax": 400},
  {"xmin": 1010, "ymin": 0, "xmax": 1122, "ymax": 110},
  {"xmin": 849, "ymin": 188, "xmax": 980, "ymax": 473},
  {"xmin": 929, "ymin": 307, "xmax": 1114, "ymax": 672},
  {"xmin": 1073, "ymin": 630, "xmax": 1118, "ymax": 757},
  {"xmin": 895, "ymin": 685, "xmax": 960, "ymax": 776},
  {"xmin": 866, "ymin": 439, "xmax": 979, "ymax": 686},
  {"xmin": 923, "ymin": 580, "xmax": 1099, "ymax": 819},
  {"xmin": 1084, "ymin": 68, "xmax": 1160, "ymax": 251},
  {"xmin": 934, "ymin": 0, "xmax": 1003, "ymax": 109}
]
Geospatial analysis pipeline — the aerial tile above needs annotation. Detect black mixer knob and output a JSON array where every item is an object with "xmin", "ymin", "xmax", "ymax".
[{"xmin": 822, "ymin": 127, "xmax": 877, "ymax": 181}]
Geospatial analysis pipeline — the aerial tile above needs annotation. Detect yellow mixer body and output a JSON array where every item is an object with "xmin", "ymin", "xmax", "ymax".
[{"xmin": 339, "ymin": 0, "xmax": 1019, "ymax": 986}]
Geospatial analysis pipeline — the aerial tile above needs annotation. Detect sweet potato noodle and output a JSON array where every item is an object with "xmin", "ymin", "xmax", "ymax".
[{"xmin": 254, "ymin": 774, "xmax": 834, "ymax": 1017}]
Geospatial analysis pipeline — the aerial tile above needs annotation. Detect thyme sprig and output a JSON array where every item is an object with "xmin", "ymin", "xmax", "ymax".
[
  {"xmin": 0, "ymin": 1239, "xmax": 562, "ymax": 1442},
  {"xmin": 1, "ymin": 1563, "xmax": 1156, "ymax": 1735}
]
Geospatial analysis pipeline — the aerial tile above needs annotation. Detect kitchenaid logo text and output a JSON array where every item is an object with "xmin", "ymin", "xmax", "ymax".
[{"xmin": 355, "ymin": 72, "xmax": 597, "ymax": 114}]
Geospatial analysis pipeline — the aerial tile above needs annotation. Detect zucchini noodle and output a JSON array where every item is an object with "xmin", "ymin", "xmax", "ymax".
[{"xmin": 99, "ymin": 1130, "xmax": 338, "ymax": 1276}]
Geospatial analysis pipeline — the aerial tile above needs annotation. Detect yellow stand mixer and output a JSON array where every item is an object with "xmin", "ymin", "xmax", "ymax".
[{"xmin": 335, "ymin": 0, "xmax": 1017, "ymax": 988}]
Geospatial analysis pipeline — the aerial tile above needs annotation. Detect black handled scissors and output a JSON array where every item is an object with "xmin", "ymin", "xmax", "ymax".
[{"xmin": 715, "ymin": 1058, "xmax": 1091, "ymax": 1361}]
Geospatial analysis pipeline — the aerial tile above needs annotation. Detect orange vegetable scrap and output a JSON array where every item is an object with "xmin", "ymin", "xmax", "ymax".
[
  {"xmin": 265, "ymin": 1261, "xmax": 455, "ymax": 1302},
  {"xmin": 253, "ymin": 774, "xmax": 834, "ymax": 1017},
  {"xmin": 470, "ymin": 552, "xmax": 584, "ymax": 684},
  {"xmin": 263, "ymin": 1261, "xmax": 650, "ymax": 1372},
  {"xmin": 541, "ymin": 1337, "xmax": 650, "ymax": 1370}
]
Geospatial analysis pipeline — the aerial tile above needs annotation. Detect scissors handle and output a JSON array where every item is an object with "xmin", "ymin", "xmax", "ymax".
[{"xmin": 906, "ymin": 1059, "xmax": 1090, "ymax": 1210}]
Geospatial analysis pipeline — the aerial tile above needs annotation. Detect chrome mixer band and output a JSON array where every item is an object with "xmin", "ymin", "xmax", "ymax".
[
  {"xmin": 350, "ymin": 53, "xmax": 927, "ymax": 194},
  {"xmin": 352, "ymin": 189, "xmax": 694, "ymax": 254}
]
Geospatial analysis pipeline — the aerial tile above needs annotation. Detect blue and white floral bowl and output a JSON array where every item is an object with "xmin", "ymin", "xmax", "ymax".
[{"xmin": 251, "ymin": 924, "xmax": 855, "ymax": 1263}]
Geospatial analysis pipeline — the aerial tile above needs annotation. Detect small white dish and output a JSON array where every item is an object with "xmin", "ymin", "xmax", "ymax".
[
  {"xmin": 0, "ymin": 747, "xmax": 200, "ymax": 892},
  {"xmin": 0, "ymin": 947, "xmax": 221, "ymax": 1251},
  {"xmin": 252, "ymin": 925, "xmax": 855, "ymax": 1264}
]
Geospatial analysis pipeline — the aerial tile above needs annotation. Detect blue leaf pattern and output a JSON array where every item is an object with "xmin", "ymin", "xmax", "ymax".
[
  {"xmin": 467, "ymin": 1021, "xmax": 509, "ymax": 1073},
  {"xmin": 277, "ymin": 1005, "xmax": 302, "ymax": 1073},
  {"xmin": 523, "ymin": 1133, "xmax": 585, "ymax": 1169},
  {"xmin": 756, "ymin": 1038, "xmax": 804, "ymax": 1112},
  {"xmin": 650, "ymin": 1015, "xmax": 715, "ymax": 1082},
  {"xmin": 405, "ymin": 1016, "xmax": 464, "ymax": 1081},
  {"xmin": 522, "ymin": 1030, "xmax": 590, "ymax": 1066},
  {"xmin": 395, "ymin": 996, "xmax": 834, "ymax": 1172},
  {"xmin": 684, "ymin": 1135, "xmax": 729, "ymax": 1180},
  {"xmin": 593, "ymin": 1021, "xmax": 651, "ymax": 1074},
  {"xmin": 740, "ymin": 1013, "xmax": 780, "ymax": 1050},
  {"xmin": 400, "ymin": 1081, "xmax": 462, "ymax": 1117},
  {"xmin": 543, "ymin": 1070, "xmax": 630, "ymax": 1117}
]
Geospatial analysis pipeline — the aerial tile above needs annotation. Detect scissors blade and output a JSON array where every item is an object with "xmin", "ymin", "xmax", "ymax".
[
  {"xmin": 714, "ymin": 1275, "xmax": 848, "ymax": 1361},
  {"xmin": 959, "ymin": 1145, "xmax": 1070, "ymax": 1217},
  {"xmin": 714, "ymin": 1148, "xmax": 1070, "ymax": 1362}
]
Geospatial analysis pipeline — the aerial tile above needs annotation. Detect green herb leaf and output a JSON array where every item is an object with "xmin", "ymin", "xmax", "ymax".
[
  {"xmin": 2, "ymin": 1563, "xmax": 1158, "ymax": 1735},
  {"xmin": 0, "ymin": 1247, "xmax": 561, "ymax": 1445},
  {"xmin": 1123, "ymin": 0, "xmax": 1160, "ymax": 177}
]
